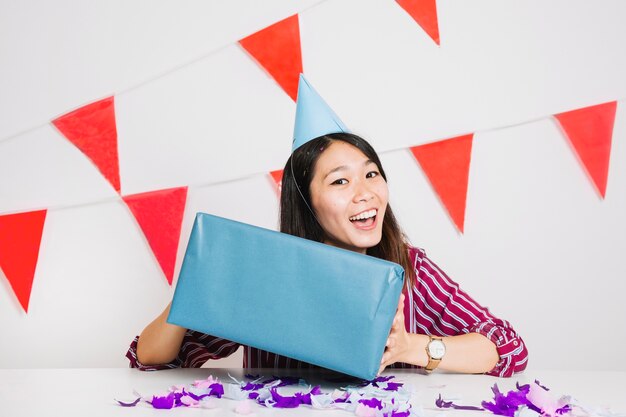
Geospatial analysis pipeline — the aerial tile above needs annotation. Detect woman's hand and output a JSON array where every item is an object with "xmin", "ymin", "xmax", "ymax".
[
  {"xmin": 378, "ymin": 293, "xmax": 414, "ymax": 375},
  {"xmin": 377, "ymin": 293, "xmax": 500, "ymax": 375}
]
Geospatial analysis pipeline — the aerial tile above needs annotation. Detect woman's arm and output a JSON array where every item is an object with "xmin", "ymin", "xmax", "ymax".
[
  {"xmin": 136, "ymin": 302, "xmax": 188, "ymax": 365},
  {"xmin": 380, "ymin": 294, "xmax": 499, "ymax": 374},
  {"xmin": 379, "ymin": 248, "xmax": 528, "ymax": 376},
  {"xmin": 127, "ymin": 302, "xmax": 241, "ymax": 370}
]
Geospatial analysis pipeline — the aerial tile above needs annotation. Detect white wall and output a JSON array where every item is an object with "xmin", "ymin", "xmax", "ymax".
[{"xmin": 1, "ymin": 0, "xmax": 625, "ymax": 370}]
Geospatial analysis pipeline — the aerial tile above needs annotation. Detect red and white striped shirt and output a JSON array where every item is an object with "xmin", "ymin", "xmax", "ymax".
[{"xmin": 126, "ymin": 247, "xmax": 528, "ymax": 377}]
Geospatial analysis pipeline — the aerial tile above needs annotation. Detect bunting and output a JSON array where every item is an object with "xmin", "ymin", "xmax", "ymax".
[
  {"xmin": 410, "ymin": 134, "xmax": 473, "ymax": 233},
  {"xmin": 269, "ymin": 169, "xmax": 284, "ymax": 197},
  {"xmin": 239, "ymin": 14, "xmax": 303, "ymax": 101},
  {"xmin": 1, "ymin": 4, "xmax": 623, "ymax": 318},
  {"xmin": 0, "ymin": 210, "xmax": 47, "ymax": 313},
  {"xmin": 396, "ymin": 0, "xmax": 441, "ymax": 45},
  {"xmin": 554, "ymin": 101, "xmax": 617, "ymax": 198},
  {"xmin": 122, "ymin": 187, "xmax": 188, "ymax": 285},
  {"xmin": 52, "ymin": 96, "xmax": 122, "ymax": 193}
]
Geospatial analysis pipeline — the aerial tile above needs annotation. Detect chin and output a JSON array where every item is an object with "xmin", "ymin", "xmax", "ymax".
[
  {"xmin": 350, "ymin": 235, "xmax": 383, "ymax": 251},
  {"xmin": 326, "ymin": 229, "xmax": 383, "ymax": 253}
]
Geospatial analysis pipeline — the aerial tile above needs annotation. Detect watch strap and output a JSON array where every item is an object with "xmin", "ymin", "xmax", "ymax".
[
  {"xmin": 425, "ymin": 357, "xmax": 441, "ymax": 373},
  {"xmin": 425, "ymin": 336, "xmax": 444, "ymax": 373}
]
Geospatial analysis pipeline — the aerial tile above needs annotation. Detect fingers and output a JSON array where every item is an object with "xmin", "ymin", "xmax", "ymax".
[
  {"xmin": 391, "ymin": 307, "xmax": 404, "ymax": 331},
  {"xmin": 379, "ymin": 294, "xmax": 407, "ymax": 375},
  {"xmin": 394, "ymin": 293, "xmax": 405, "ymax": 325},
  {"xmin": 394, "ymin": 312, "xmax": 402, "ymax": 328},
  {"xmin": 380, "ymin": 335, "xmax": 396, "ymax": 375},
  {"xmin": 378, "ymin": 353, "xmax": 390, "ymax": 375},
  {"xmin": 378, "ymin": 349, "xmax": 394, "ymax": 376}
]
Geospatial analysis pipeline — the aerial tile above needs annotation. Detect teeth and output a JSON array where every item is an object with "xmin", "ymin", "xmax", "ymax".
[{"xmin": 349, "ymin": 209, "xmax": 377, "ymax": 221}]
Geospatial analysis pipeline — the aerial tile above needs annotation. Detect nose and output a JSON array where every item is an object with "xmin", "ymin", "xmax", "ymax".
[{"xmin": 353, "ymin": 180, "xmax": 374, "ymax": 203}]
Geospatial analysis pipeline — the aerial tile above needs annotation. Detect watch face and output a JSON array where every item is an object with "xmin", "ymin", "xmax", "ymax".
[{"xmin": 428, "ymin": 339, "xmax": 446, "ymax": 359}]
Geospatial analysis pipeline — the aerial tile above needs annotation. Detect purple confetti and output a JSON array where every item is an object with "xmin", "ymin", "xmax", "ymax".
[
  {"xmin": 172, "ymin": 391, "xmax": 185, "ymax": 407},
  {"xmin": 182, "ymin": 389, "xmax": 212, "ymax": 402},
  {"xmin": 359, "ymin": 397, "xmax": 384, "ymax": 410},
  {"xmin": 114, "ymin": 373, "xmax": 583, "ymax": 417},
  {"xmin": 557, "ymin": 405, "xmax": 572, "ymax": 415},
  {"xmin": 516, "ymin": 382, "xmax": 530, "ymax": 391},
  {"xmin": 390, "ymin": 410, "xmax": 412, "ymax": 417},
  {"xmin": 384, "ymin": 382, "xmax": 404, "ymax": 391},
  {"xmin": 150, "ymin": 393, "xmax": 176, "ymax": 409},
  {"xmin": 269, "ymin": 388, "xmax": 302, "ymax": 408},
  {"xmin": 436, "ymin": 394, "xmax": 485, "ymax": 411},
  {"xmin": 296, "ymin": 386, "xmax": 322, "ymax": 405},
  {"xmin": 294, "ymin": 392, "xmax": 312, "ymax": 406},
  {"xmin": 115, "ymin": 397, "xmax": 140, "ymax": 407},
  {"xmin": 116, "ymin": 374, "xmax": 415, "ymax": 413},
  {"xmin": 514, "ymin": 383, "xmax": 542, "ymax": 413},
  {"xmin": 364, "ymin": 375, "xmax": 395, "ymax": 387},
  {"xmin": 481, "ymin": 384, "xmax": 531, "ymax": 417},
  {"xmin": 241, "ymin": 382, "xmax": 265, "ymax": 391},
  {"xmin": 334, "ymin": 392, "xmax": 351, "ymax": 403},
  {"xmin": 208, "ymin": 383, "xmax": 224, "ymax": 398},
  {"xmin": 268, "ymin": 385, "xmax": 322, "ymax": 408}
]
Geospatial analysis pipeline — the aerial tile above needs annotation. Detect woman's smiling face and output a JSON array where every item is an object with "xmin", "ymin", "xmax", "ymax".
[{"xmin": 309, "ymin": 141, "xmax": 389, "ymax": 253}]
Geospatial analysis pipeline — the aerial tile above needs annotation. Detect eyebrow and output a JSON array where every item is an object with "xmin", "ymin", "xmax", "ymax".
[{"xmin": 323, "ymin": 159, "xmax": 376, "ymax": 180}]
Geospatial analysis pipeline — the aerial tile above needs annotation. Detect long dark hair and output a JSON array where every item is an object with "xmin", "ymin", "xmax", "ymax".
[{"xmin": 279, "ymin": 132, "xmax": 416, "ymax": 287}]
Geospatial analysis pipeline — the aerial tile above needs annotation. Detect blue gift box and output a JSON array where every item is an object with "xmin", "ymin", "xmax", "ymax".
[{"xmin": 168, "ymin": 212, "xmax": 405, "ymax": 380}]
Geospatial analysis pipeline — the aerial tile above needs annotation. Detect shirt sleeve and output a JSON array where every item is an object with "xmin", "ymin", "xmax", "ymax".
[
  {"xmin": 126, "ymin": 330, "xmax": 241, "ymax": 371},
  {"xmin": 409, "ymin": 247, "xmax": 528, "ymax": 377}
]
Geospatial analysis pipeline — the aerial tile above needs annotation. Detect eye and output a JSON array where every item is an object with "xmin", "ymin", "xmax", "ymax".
[
  {"xmin": 331, "ymin": 178, "xmax": 348, "ymax": 185},
  {"xmin": 366, "ymin": 171, "xmax": 380, "ymax": 178}
]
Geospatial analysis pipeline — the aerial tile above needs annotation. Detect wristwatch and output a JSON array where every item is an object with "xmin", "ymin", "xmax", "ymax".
[{"xmin": 425, "ymin": 336, "xmax": 446, "ymax": 373}]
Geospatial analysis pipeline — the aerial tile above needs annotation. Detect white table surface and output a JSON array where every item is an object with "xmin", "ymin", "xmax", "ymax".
[{"xmin": 1, "ymin": 368, "xmax": 624, "ymax": 416}]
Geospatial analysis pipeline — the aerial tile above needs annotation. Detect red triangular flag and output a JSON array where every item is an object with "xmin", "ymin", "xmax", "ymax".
[
  {"xmin": 239, "ymin": 14, "xmax": 303, "ymax": 101},
  {"xmin": 396, "ymin": 0, "xmax": 441, "ymax": 45},
  {"xmin": 123, "ymin": 187, "xmax": 188, "ymax": 285},
  {"xmin": 269, "ymin": 169, "xmax": 284, "ymax": 197},
  {"xmin": 0, "ymin": 210, "xmax": 47, "ymax": 313},
  {"xmin": 554, "ymin": 101, "xmax": 617, "ymax": 198},
  {"xmin": 410, "ymin": 134, "xmax": 473, "ymax": 233},
  {"xmin": 52, "ymin": 96, "xmax": 121, "ymax": 193}
]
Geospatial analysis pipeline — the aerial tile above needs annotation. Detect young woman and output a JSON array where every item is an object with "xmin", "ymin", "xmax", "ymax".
[{"xmin": 127, "ymin": 132, "xmax": 528, "ymax": 377}]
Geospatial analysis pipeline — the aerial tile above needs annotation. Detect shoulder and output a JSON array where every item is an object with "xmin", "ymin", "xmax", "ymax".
[
  {"xmin": 406, "ymin": 245, "xmax": 449, "ymax": 289},
  {"xmin": 406, "ymin": 245, "xmax": 426, "ymax": 271}
]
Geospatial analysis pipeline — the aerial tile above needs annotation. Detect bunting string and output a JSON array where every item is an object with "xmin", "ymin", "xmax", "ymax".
[
  {"xmin": 0, "ymin": 100, "xmax": 620, "ymax": 217},
  {"xmin": 0, "ymin": 0, "xmax": 622, "ymax": 313},
  {"xmin": 0, "ymin": 0, "xmax": 330, "ymax": 146}
]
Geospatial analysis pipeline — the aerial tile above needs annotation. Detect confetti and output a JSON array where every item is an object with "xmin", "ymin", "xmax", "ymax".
[
  {"xmin": 481, "ymin": 384, "xmax": 531, "ymax": 416},
  {"xmin": 115, "ymin": 397, "xmax": 140, "ymax": 407},
  {"xmin": 115, "ymin": 374, "xmax": 413, "ymax": 416},
  {"xmin": 435, "ymin": 380, "xmax": 620, "ymax": 417},
  {"xmin": 436, "ymin": 393, "xmax": 484, "ymax": 411}
]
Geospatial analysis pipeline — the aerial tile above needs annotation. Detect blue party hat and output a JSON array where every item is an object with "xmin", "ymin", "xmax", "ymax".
[{"xmin": 292, "ymin": 74, "xmax": 350, "ymax": 152}]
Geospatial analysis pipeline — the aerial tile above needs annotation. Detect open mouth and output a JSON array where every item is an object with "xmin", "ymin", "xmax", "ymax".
[{"xmin": 349, "ymin": 209, "xmax": 377, "ymax": 229}]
